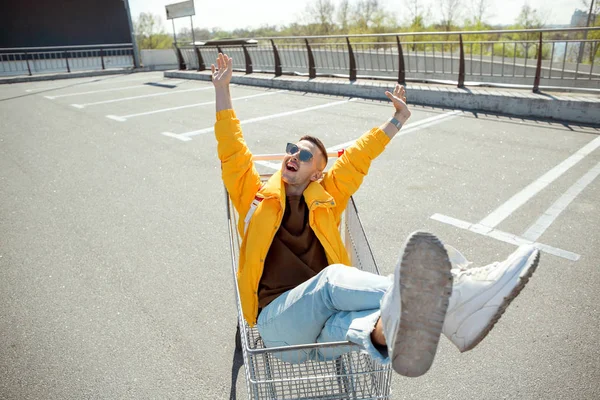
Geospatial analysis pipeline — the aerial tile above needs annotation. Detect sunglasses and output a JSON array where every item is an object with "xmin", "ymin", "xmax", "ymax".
[{"xmin": 286, "ymin": 143, "xmax": 314, "ymax": 162}]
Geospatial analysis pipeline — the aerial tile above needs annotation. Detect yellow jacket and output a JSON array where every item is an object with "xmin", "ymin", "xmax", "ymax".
[{"xmin": 215, "ymin": 109, "xmax": 390, "ymax": 326}]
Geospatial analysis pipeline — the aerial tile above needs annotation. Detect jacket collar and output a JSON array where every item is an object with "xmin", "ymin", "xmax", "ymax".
[{"xmin": 259, "ymin": 170, "xmax": 335, "ymax": 209}]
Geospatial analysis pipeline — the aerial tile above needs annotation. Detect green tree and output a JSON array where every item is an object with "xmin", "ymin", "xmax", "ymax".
[{"xmin": 134, "ymin": 13, "xmax": 172, "ymax": 49}]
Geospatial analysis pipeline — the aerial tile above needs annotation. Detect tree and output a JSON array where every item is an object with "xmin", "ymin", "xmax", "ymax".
[
  {"xmin": 403, "ymin": 0, "xmax": 428, "ymax": 30},
  {"xmin": 440, "ymin": 0, "xmax": 462, "ymax": 30},
  {"xmin": 579, "ymin": 0, "xmax": 600, "ymax": 62},
  {"xmin": 514, "ymin": 3, "xmax": 545, "ymax": 29},
  {"xmin": 303, "ymin": 0, "xmax": 335, "ymax": 34},
  {"xmin": 337, "ymin": 0, "xmax": 351, "ymax": 32},
  {"xmin": 134, "ymin": 13, "xmax": 170, "ymax": 49},
  {"xmin": 350, "ymin": 0, "xmax": 386, "ymax": 31},
  {"xmin": 471, "ymin": 0, "xmax": 492, "ymax": 25}
]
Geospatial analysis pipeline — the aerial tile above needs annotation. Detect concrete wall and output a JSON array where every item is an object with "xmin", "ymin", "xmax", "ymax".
[{"xmin": 140, "ymin": 50, "xmax": 178, "ymax": 71}]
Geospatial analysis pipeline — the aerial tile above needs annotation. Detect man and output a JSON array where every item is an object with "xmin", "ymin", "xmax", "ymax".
[{"xmin": 212, "ymin": 53, "xmax": 539, "ymax": 377}]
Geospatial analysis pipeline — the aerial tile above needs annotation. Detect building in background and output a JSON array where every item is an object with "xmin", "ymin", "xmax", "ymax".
[
  {"xmin": 0, "ymin": 0, "xmax": 131, "ymax": 47},
  {"xmin": 571, "ymin": 9, "xmax": 597, "ymax": 27}
]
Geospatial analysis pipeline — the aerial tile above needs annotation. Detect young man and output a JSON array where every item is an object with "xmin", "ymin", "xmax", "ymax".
[{"xmin": 212, "ymin": 53, "xmax": 540, "ymax": 377}]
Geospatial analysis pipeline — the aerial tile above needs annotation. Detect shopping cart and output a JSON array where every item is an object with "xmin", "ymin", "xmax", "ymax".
[{"xmin": 225, "ymin": 151, "xmax": 392, "ymax": 400}]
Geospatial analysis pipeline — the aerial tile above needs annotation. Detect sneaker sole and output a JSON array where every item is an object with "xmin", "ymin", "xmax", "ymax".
[
  {"xmin": 392, "ymin": 232, "xmax": 453, "ymax": 377},
  {"xmin": 460, "ymin": 249, "xmax": 540, "ymax": 352}
]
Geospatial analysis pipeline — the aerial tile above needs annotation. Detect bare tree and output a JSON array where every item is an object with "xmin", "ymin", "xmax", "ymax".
[
  {"xmin": 578, "ymin": 0, "xmax": 599, "ymax": 62},
  {"xmin": 471, "ymin": 0, "xmax": 492, "ymax": 24},
  {"xmin": 440, "ymin": 0, "xmax": 462, "ymax": 30},
  {"xmin": 581, "ymin": 0, "xmax": 600, "ymax": 17},
  {"xmin": 403, "ymin": 0, "xmax": 428, "ymax": 29},
  {"xmin": 304, "ymin": 0, "xmax": 335, "ymax": 34},
  {"xmin": 337, "ymin": 0, "xmax": 351, "ymax": 32},
  {"xmin": 351, "ymin": 0, "xmax": 385, "ymax": 30}
]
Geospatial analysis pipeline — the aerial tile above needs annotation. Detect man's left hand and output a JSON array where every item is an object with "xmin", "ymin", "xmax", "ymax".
[{"xmin": 385, "ymin": 84, "xmax": 411, "ymax": 124}]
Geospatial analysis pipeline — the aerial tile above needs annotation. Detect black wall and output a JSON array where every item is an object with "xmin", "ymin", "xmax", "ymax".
[{"xmin": 0, "ymin": 0, "xmax": 131, "ymax": 48}]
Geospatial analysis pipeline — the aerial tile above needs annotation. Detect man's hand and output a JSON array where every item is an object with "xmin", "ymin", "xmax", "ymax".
[
  {"xmin": 212, "ymin": 53, "xmax": 234, "ymax": 111},
  {"xmin": 385, "ymin": 84, "xmax": 411, "ymax": 124},
  {"xmin": 211, "ymin": 53, "xmax": 233, "ymax": 88}
]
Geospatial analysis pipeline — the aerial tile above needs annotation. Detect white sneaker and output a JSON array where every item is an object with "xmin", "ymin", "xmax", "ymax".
[
  {"xmin": 442, "ymin": 245, "xmax": 540, "ymax": 352},
  {"xmin": 380, "ymin": 232, "xmax": 453, "ymax": 377}
]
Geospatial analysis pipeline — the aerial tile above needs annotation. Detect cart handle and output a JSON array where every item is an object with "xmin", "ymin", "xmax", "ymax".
[{"xmin": 252, "ymin": 149, "xmax": 344, "ymax": 161}]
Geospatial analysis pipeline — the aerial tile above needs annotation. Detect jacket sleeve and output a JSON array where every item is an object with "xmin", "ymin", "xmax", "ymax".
[
  {"xmin": 215, "ymin": 109, "xmax": 262, "ymax": 221},
  {"xmin": 321, "ymin": 127, "xmax": 390, "ymax": 218}
]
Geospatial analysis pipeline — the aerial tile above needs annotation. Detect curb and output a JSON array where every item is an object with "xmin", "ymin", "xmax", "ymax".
[
  {"xmin": 0, "ymin": 67, "xmax": 149, "ymax": 85},
  {"xmin": 164, "ymin": 70, "xmax": 600, "ymax": 126}
]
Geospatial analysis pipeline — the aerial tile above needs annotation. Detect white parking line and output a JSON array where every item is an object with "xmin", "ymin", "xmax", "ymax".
[
  {"xmin": 71, "ymin": 87, "xmax": 212, "ymax": 109},
  {"xmin": 25, "ymin": 85, "xmax": 64, "ymax": 92},
  {"xmin": 25, "ymin": 75, "xmax": 167, "ymax": 92},
  {"xmin": 327, "ymin": 110, "xmax": 462, "ymax": 150},
  {"xmin": 44, "ymin": 82, "xmax": 183, "ymax": 99},
  {"xmin": 522, "ymin": 162, "xmax": 600, "ymax": 241},
  {"xmin": 431, "ymin": 213, "xmax": 580, "ymax": 261},
  {"xmin": 106, "ymin": 90, "xmax": 285, "ymax": 122},
  {"xmin": 161, "ymin": 98, "xmax": 357, "ymax": 141},
  {"xmin": 478, "ymin": 135, "xmax": 600, "ymax": 228}
]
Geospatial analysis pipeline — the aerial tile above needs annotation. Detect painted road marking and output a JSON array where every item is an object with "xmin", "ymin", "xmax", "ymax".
[
  {"xmin": 106, "ymin": 90, "xmax": 285, "ymax": 122},
  {"xmin": 161, "ymin": 98, "xmax": 358, "ymax": 140},
  {"xmin": 327, "ymin": 110, "xmax": 462, "ymax": 150},
  {"xmin": 71, "ymin": 87, "xmax": 212, "ymax": 108},
  {"xmin": 45, "ymin": 82, "xmax": 183, "ymax": 99},
  {"xmin": 522, "ymin": 162, "xmax": 600, "ymax": 241},
  {"xmin": 478, "ymin": 135, "xmax": 600, "ymax": 228},
  {"xmin": 25, "ymin": 75, "xmax": 170, "ymax": 92},
  {"xmin": 431, "ymin": 213, "xmax": 580, "ymax": 261}
]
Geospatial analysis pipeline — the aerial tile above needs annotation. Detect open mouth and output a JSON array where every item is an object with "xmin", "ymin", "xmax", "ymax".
[{"xmin": 286, "ymin": 161, "xmax": 298, "ymax": 172}]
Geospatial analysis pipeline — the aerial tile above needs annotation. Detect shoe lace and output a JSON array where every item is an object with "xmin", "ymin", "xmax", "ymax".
[{"xmin": 452, "ymin": 262, "xmax": 499, "ymax": 282}]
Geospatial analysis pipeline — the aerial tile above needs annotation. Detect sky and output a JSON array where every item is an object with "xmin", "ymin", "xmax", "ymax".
[{"xmin": 128, "ymin": 0, "xmax": 586, "ymax": 32}]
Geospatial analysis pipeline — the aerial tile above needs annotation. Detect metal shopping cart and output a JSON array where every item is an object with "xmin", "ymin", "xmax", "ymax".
[{"xmin": 225, "ymin": 151, "xmax": 392, "ymax": 400}]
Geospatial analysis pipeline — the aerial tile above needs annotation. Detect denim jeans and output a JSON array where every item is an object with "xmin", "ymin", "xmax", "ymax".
[{"xmin": 256, "ymin": 264, "xmax": 393, "ymax": 364}]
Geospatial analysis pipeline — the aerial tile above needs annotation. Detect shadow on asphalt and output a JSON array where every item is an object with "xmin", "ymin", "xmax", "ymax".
[{"xmin": 229, "ymin": 324, "xmax": 244, "ymax": 400}]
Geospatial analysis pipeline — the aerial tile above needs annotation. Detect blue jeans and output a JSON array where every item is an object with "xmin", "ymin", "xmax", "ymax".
[{"xmin": 256, "ymin": 264, "xmax": 393, "ymax": 364}]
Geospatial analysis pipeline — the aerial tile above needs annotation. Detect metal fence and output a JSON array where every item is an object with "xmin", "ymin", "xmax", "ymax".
[
  {"xmin": 174, "ymin": 27, "xmax": 600, "ymax": 92},
  {"xmin": 0, "ymin": 44, "xmax": 135, "ymax": 76}
]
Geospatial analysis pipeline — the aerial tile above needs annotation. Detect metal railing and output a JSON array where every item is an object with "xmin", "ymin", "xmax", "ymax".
[
  {"xmin": 0, "ymin": 43, "xmax": 135, "ymax": 76},
  {"xmin": 174, "ymin": 27, "xmax": 600, "ymax": 92}
]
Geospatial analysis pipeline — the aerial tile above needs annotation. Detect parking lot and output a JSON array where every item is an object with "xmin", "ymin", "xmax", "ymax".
[{"xmin": 1, "ymin": 71, "xmax": 599, "ymax": 399}]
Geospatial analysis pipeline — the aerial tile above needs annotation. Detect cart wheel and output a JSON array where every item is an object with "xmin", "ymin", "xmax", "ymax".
[{"xmin": 235, "ymin": 322, "xmax": 242, "ymax": 351}]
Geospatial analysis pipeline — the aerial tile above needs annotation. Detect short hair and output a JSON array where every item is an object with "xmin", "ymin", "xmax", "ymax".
[{"xmin": 299, "ymin": 135, "xmax": 328, "ymax": 170}]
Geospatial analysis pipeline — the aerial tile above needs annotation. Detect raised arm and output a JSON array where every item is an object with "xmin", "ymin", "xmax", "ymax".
[
  {"xmin": 212, "ymin": 53, "xmax": 234, "ymax": 112},
  {"xmin": 212, "ymin": 54, "xmax": 261, "ymax": 222},
  {"xmin": 322, "ymin": 84, "xmax": 412, "ymax": 216}
]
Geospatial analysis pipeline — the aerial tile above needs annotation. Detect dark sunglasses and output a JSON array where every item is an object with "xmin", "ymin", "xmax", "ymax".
[{"xmin": 286, "ymin": 143, "xmax": 314, "ymax": 162}]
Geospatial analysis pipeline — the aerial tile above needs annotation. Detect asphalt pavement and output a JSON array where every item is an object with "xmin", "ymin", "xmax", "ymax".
[{"xmin": 1, "ymin": 72, "xmax": 599, "ymax": 399}]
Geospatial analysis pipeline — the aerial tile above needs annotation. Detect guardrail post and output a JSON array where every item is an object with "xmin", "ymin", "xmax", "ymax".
[
  {"xmin": 194, "ymin": 45, "xmax": 205, "ymax": 71},
  {"xmin": 242, "ymin": 44, "xmax": 253, "ymax": 74},
  {"xmin": 346, "ymin": 37, "xmax": 357, "ymax": 81},
  {"xmin": 396, "ymin": 36, "xmax": 406, "ymax": 84},
  {"xmin": 64, "ymin": 50, "xmax": 71, "ymax": 72},
  {"xmin": 458, "ymin": 34, "xmax": 465, "ymax": 88},
  {"xmin": 533, "ymin": 32, "xmax": 543, "ymax": 93},
  {"xmin": 100, "ymin": 48, "xmax": 105, "ymax": 70},
  {"xmin": 305, "ymin": 39, "xmax": 316, "ymax": 79},
  {"xmin": 24, "ymin": 52, "xmax": 32, "ymax": 76},
  {"xmin": 271, "ymin": 39, "xmax": 282, "ymax": 77},
  {"xmin": 174, "ymin": 44, "xmax": 186, "ymax": 70}
]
